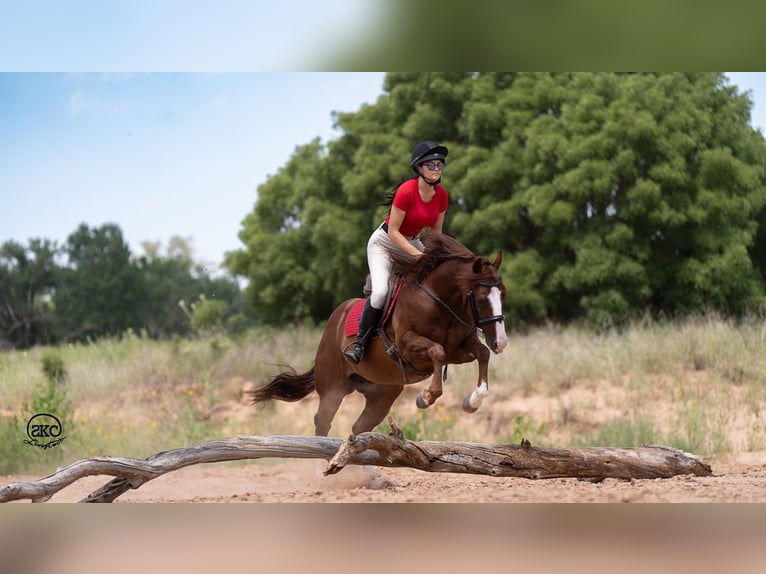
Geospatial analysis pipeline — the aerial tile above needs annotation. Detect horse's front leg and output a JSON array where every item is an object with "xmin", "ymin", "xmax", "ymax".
[
  {"xmin": 416, "ymin": 364, "xmax": 445, "ymax": 409},
  {"xmin": 400, "ymin": 332, "xmax": 446, "ymax": 409},
  {"xmin": 461, "ymin": 342, "xmax": 491, "ymax": 413}
]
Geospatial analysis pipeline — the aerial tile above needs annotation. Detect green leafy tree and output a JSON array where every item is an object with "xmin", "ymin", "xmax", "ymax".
[
  {"xmin": 228, "ymin": 72, "xmax": 766, "ymax": 327},
  {"xmin": 228, "ymin": 140, "xmax": 363, "ymax": 323},
  {"xmin": 53, "ymin": 223, "xmax": 145, "ymax": 341},
  {"xmin": 228, "ymin": 74, "xmax": 476, "ymax": 323},
  {"xmin": 2, "ymin": 226, "xmax": 244, "ymax": 347},
  {"xmin": 0, "ymin": 238, "xmax": 60, "ymax": 348},
  {"xmin": 190, "ymin": 296, "xmax": 229, "ymax": 332},
  {"xmin": 450, "ymin": 73, "xmax": 766, "ymax": 325},
  {"xmin": 134, "ymin": 237, "xmax": 242, "ymax": 338}
]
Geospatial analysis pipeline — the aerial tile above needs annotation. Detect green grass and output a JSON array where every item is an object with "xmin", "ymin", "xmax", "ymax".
[
  {"xmin": 1, "ymin": 315, "xmax": 765, "ymax": 474},
  {"xmin": 574, "ymin": 418, "xmax": 661, "ymax": 449}
]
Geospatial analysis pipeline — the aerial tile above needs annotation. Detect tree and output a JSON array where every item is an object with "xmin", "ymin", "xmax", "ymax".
[
  {"xmin": 53, "ymin": 224, "xmax": 144, "ymax": 341},
  {"xmin": 0, "ymin": 239, "xmax": 60, "ymax": 348},
  {"xmin": 450, "ymin": 73, "xmax": 766, "ymax": 325},
  {"xmin": 131, "ymin": 236, "xmax": 243, "ymax": 338},
  {"xmin": 228, "ymin": 73, "xmax": 766, "ymax": 327},
  {"xmin": 229, "ymin": 74, "xmax": 478, "ymax": 324},
  {"xmin": 227, "ymin": 140, "xmax": 362, "ymax": 323},
  {"xmin": 190, "ymin": 296, "xmax": 229, "ymax": 332},
  {"xmin": 1, "ymin": 226, "xmax": 244, "ymax": 347}
]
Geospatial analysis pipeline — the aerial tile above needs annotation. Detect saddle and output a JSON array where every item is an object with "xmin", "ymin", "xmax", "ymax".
[
  {"xmin": 343, "ymin": 274, "xmax": 433, "ymax": 383},
  {"xmin": 343, "ymin": 274, "xmax": 403, "ymax": 337}
]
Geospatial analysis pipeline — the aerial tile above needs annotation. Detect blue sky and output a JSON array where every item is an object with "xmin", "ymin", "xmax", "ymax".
[
  {"xmin": 1, "ymin": 72, "xmax": 387, "ymax": 270},
  {"xmin": 727, "ymin": 72, "xmax": 766, "ymax": 136},
  {"xmin": 3, "ymin": 72, "xmax": 766, "ymax": 273},
  {"xmin": 0, "ymin": 1, "xmax": 379, "ymax": 71}
]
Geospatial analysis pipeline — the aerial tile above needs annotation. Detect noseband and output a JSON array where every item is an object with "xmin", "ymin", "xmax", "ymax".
[
  {"xmin": 469, "ymin": 277, "xmax": 506, "ymax": 328},
  {"xmin": 416, "ymin": 277, "xmax": 505, "ymax": 334}
]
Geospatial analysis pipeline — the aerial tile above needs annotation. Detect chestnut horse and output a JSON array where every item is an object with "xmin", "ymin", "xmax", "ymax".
[{"xmin": 251, "ymin": 232, "xmax": 508, "ymax": 436}]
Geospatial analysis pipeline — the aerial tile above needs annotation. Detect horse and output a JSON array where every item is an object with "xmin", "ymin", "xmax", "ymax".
[{"xmin": 251, "ymin": 231, "xmax": 508, "ymax": 437}]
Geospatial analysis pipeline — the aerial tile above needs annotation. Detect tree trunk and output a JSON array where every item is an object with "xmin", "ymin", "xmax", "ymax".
[{"xmin": 0, "ymin": 424, "xmax": 712, "ymax": 503}]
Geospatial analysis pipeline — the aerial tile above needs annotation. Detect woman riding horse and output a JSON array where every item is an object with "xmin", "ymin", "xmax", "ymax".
[
  {"xmin": 343, "ymin": 140, "xmax": 450, "ymax": 364},
  {"xmin": 252, "ymin": 231, "xmax": 508, "ymax": 437}
]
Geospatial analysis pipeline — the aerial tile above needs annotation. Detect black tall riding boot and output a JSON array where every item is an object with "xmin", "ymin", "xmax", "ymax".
[{"xmin": 343, "ymin": 299, "xmax": 383, "ymax": 364}]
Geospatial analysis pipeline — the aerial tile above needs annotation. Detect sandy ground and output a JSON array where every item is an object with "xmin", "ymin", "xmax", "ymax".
[
  {"xmin": 4, "ymin": 450, "xmax": 766, "ymax": 503},
  {"xmin": 4, "ymin": 373, "xmax": 766, "ymax": 503},
  {"xmin": 6, "ymin": 379, "xmax": 766, "ymax": 573},
  {"xmin": 5, "ymin": 442, "xmax": 766, "ymax": 573}
]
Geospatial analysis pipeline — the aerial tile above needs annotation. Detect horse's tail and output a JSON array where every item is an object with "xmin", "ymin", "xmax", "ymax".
[{"xmin": 252, "ymin": 367, "xmax": 316, "ymax": 403}]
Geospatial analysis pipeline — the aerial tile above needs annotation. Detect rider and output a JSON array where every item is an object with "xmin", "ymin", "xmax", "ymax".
[{"xmin": 343, "ymin": 140, "xmax": 450, "ymax": 364}]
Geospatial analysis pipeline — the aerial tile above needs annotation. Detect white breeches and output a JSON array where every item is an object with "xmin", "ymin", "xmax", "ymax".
[{"xmin": 367, "ymin": 227, "xmax": 424, "ymax": 310}]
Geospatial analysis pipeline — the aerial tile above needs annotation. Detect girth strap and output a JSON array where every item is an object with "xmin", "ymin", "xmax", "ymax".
[{"xmin": 377, "ymin": 327, "xmax": 432, "ymax": 385}]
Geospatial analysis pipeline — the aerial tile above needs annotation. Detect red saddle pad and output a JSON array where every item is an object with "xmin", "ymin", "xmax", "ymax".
[
  {"xmin": 343, "ymin": 299, "xmax": 366, "ymax": 337},
  {"xmin": 344, "ymin": 280, "xmax": 403, "ymax": 338}
]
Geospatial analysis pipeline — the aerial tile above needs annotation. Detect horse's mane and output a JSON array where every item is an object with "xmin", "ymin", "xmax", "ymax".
[{"xmin": 387, "ymin": 231, "xmax": 484, "ymax": 283}]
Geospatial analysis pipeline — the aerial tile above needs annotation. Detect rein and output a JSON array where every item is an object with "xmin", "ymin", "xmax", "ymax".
[
  {"xmin": 381, "ymin": 274, "xmax": 505, "ymax": 386},
  {"xmin": 416, "ymin": 276, "xmax": 505, "ymax": 334}
]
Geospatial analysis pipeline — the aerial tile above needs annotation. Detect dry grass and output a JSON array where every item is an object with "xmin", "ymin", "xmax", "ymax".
[{"xmin": 1, "ymin": 315, "xmax": 765, "ymax": 473}]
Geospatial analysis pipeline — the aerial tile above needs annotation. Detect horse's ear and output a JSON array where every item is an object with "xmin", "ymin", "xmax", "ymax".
[{"xmin": 492, "ymin": 250, "xmax": 503, "ymax": 270}]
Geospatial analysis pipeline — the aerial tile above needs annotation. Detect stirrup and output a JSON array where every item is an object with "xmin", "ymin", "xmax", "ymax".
[{"xmin": 343, "ymin": 342, "xmax": 364, "ymax": 364}]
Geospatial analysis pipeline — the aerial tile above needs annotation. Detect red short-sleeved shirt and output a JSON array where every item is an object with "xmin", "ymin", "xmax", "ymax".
[{"xmin": 384, "ymin": 178, "xmax": 448, "ymax": 237}]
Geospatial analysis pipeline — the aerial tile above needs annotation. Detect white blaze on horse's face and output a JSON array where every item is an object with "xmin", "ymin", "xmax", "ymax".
[{"xmin": 489, "ymin": 286, "xmax": 508, "ymax": 353}]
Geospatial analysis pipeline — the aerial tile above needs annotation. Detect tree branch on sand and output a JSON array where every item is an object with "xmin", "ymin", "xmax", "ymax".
[{"xmin": 0, "ymin": 419, "xmax": 712, "ymax": 503}]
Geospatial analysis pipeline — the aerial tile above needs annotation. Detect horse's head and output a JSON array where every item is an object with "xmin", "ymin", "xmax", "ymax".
[
  {"xmin": 466, "ymin": 251, "xmax": 508, "ymax": 354},
  {"xmin": 387, "ymin": 232, "xmax": 509, "ymax": 353}
]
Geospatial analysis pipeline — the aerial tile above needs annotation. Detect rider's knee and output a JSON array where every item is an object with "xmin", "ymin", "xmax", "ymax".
[{"xmin": 370, "ymin": 290, "xmax": 387, "ymax": 310}]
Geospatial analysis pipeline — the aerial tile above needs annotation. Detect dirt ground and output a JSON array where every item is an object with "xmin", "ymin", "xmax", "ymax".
[
  {"xmin": 5, "ymin": 433, "xmax": 766, "ymax": 574},
  {"xmin": 4, "ymin": 449, "xmax": 766, "ymax": 503},
  {"xmin": 6, "ymin": 375, "xmax": 766, "ymax": 573},
  {"xmin": 4, "ymin": 371, "xmax": 766, "ymax": 503}
]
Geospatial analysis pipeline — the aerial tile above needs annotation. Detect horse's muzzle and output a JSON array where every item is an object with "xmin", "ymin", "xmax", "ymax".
[{"xmin": 488, "ymin": 326, "xmax": 509, "ymax": 354}]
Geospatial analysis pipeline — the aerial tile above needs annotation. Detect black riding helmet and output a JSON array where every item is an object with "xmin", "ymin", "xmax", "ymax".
[{"xmin": 410, "ymin": 141, "xmax": 448, "ymax": 172}]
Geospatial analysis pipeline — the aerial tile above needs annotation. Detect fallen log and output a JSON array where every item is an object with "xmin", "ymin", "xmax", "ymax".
[
  {"xmin": 0, "ymin": 421, "xmax": 712, "ymax": 503},
  {"xmin": 326, "ymin": 422, "xmax": 713, "ymax": 481},
  {"xmin": 1, "ymin": 435, "xmax": 344, "ymax": 503}
]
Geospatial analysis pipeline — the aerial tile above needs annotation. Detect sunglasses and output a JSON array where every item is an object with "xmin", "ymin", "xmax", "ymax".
[{"xmin": 422, "ymin": 161, "xmax": 445, "ymax": 171}]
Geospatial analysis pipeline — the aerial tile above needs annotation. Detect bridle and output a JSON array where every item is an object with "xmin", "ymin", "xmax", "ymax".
[
  {"xmin": 416, "ymin": 276, "xmax": 505, "ymax": 335},
  {"xmin": 381, "ymin": 274, "xmax": 505, "ymax": 386}
]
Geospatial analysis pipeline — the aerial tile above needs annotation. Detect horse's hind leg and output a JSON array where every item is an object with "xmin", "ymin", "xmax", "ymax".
[
  {"xmin": 416, "ymin": 366, "xmax": 444, "ymax": 409},
  {"xmin": 314, "ymin": 382, "xmax": 353, "ymax": 436},
  {"xmin": 352, "ymin": 383, "xmax": 404, "ymax": 435}
]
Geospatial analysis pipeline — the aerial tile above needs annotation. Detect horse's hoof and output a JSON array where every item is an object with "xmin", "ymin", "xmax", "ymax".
[
  {"xmin": 462, "ymin": 396, "xmax": 479, "ymax": 413},
  {"xmin": 416, "ymin": 393, "xmax": 430, "ymax": 409}
]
